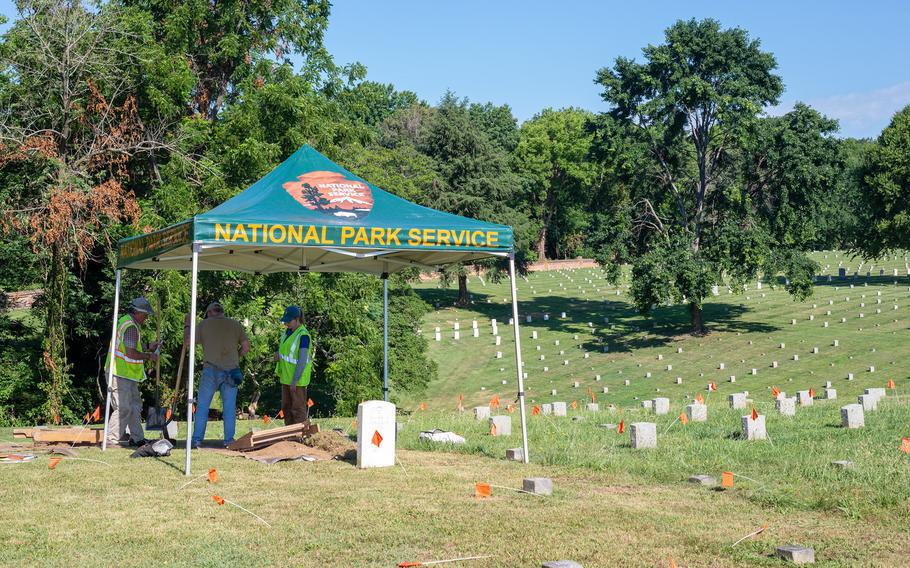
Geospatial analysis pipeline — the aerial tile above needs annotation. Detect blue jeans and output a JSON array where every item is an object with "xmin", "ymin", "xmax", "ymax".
[{"xmin": 192, "ymin": 366, "xmax": 240, "ymax": 447}]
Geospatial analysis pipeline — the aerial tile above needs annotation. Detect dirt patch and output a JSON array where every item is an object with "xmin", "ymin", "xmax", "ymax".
[{"xmin": 301, "ymin": 430, "xmax": 356, "ymax": 462}]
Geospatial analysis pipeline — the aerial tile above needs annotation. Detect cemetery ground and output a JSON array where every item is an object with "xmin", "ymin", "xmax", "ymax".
[{"xmin": 2, "ymin": 251, "xmax": 910, "ymax": 566}]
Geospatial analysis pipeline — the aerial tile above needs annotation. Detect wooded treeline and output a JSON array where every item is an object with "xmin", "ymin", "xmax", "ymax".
[{"xmin": 0, "ymin": 3, "xmax": 907, "ymax": 425}]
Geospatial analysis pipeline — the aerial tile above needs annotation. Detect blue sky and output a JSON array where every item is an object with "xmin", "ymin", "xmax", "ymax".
[{"xmin": 2, "ymin": 1, "xmax": 907, "ymax": 137}]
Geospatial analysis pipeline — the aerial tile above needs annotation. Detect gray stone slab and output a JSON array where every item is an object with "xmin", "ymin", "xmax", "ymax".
[
  {"xmin": 688, "ymin": 474, "xmax": 716, "ymax": 486},
  {"xmin": 776, "ymin": 397, "xmax": 796, "ymax": 416},
  {"xmin": 729, "ymin": 392, "xmax": 747, "ymax": 409},
  {"xmin": 552, "ymin": 402, "xmax": 567, "ymax": 417},
  {"xmin": 831, "ymin": 460, "xmax": 854, "ymax": 469},
  {"xmin": 506, "ymin": 447, "xmax": 523, "ymax": 461},
  {"xmin": 541, "ymin": 403, "xmax": 552, "ymax": 415},
  {"xmin": 742, "ymin": 414, "xmax": 767, "ymax": 440},
  {"xmin": 630, "ymin": 422, "xmax": 657, "ymax": 449},
  {"xmin": 653, "ymin": 397, "xmax": 670, "ymax": 415},
  {"xmin": 841, "ymin": 403, "xmax": 864, "ymax": 428},
  {"xmin": 490, "ymin": 415, "xmax": 512, "ymax": 436},
  {"xmin": 686, "ymin": 403, "xmax": 707, "ymax": 422},
  {"xmin": 541, "ymin": 562, "xmax": 583, "ymax": 568},
  {"xmin": 858, "ymin": 394, "xmax": 878, "ymax": 412},
  {"xmin": 523, "ymin": 477, "xmax": 553, "ymax": 496},
  {"xmin": 775, "ymin": 545, "xmax": 815, "ymax": 564},
  {"xmin": 473, "ymin": 406, "xmax": 490, "ymax": 420},
  {"xmin": 586, "ymin": 403, "xmax": 599, "ymax": 412}
]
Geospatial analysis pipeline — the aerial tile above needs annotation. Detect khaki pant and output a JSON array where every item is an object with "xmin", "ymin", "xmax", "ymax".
[
  {"xmin": 107, "ymin": 376, "xmax": 144, "ymax": 444},
  {"xmin": 281, "ymin": 384, "xmax": 309, "ymax": 425}
]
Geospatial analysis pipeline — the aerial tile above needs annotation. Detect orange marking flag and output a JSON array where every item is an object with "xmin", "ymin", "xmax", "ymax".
[
  {"xmin": 48, "ymin": 457, "xmax": 62, "ymax": 470},
  {"xmin": 263, "ymin": 415, "xmax": 270, "ymax": 425},
  {"xmin": 751, "ymin": 407, "xmax": 759, "ymax": 421},
  {"xmin": 212, "ymin": 495, "xmax": 225, "ymax": 506},
  {"xmin": 84, "ymin": 412, "xmax": 91, "ymax": 423},
  {"xmin": 490, "ymin": 422, "xmax": 497, "ymax": 436},
  {"xmin": 351, "ymin": 419, "xmax": 357, "ymax": 430},
  {"xmin": 670, "ymin": 559, "xmax": 678, "ymax": 568},
  {"xmin": 887, "ymin": 379, "xmax": 895, "ymax": 389},
  {"xmin": 679, "ymin": 412, "xmax": 689, "ymax": 425},
  {"xmin": 722, "ymin": 471, "xmax": 734, "ymax": 488},
  {"xmin": 490, "ymin": 396, "xmax": 500, "ymax": 409},
  {"xmin": 371, "ymin": 430, "xmax": 383, "ymax": 447},
  {"xmin": 166, "ymin": 408, "xmax": 172, "ymax": 421},
  {"xmin": 809, "ymin": 388, "xmax": 815, "ymax": 398},
  {"xmin": 901, "ymin": 437, "xmax": 910, "ymax": 454},
  {"xmin": 278, "ymin": 409, "xmax": 284, "ymax": 419},
  {"xmin": 307, "ymin": 398, "xmax": 314, "ymax": 408},
  {"xmin": 507, "ymin": 404, "xmax": 514, "ymax": 414},
  {"xmin": 772, "ymin": 385, "xmax": 780, "ymax": 398},
  {"xmin": 207, "ymin": 468, "xmax": 218, "ymax": 483},
  {"xmin": 571, "ymin": 400, "xmax": 578, "ymax": 410},
  {"xmin": 92, "ymin": 405, "xmax": 101, "ymax": 422},
  {"xmin": 532, "ymin": 405, "xmax": 540, "ymax": 416},
  {"xmin": 696, "ymin": 393, "xmax": 704, "ymax": 404},
  {"xmin": 474, "ymin": 482, "xmax": 491, "ymax": 498},
  {"xmin": 618, "ymin": 420, "xmax": 625, "ymax": 434},
  {"xmin": 419, "ymin": 402, "xmax": 427, "ymax": 411},
  {"xmin": 53, "ymin": 414, "xmax": 59, "ymax": 425}
]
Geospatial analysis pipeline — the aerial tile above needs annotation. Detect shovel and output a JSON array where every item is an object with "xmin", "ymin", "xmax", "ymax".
[{"xmin": 146, "ymin": 297, "xmax": 169, "ymax": 430}]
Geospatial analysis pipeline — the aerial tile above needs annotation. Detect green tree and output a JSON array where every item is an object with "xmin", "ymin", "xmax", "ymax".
[
  {"xmin": 514, "ymin": 108, "xmax": 600, "ymax": 259},
  {"xmin": 860, "ymin": 105, "xmax": 910, "ymax": 256},
  {"xmin": 593, "ymin": 18, "xmax": 815, "ymax": 334}
]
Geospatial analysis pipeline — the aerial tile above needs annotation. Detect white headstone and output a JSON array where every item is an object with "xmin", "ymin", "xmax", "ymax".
[{"xmin": 357, "ymin": 400, "xmax": 396, "ymax": 469}]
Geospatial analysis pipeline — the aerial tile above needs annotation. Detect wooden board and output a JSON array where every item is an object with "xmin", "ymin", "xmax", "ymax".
[
  {"xmin": 227, "ymin": 423, "xmax": 320, "ymax": 452},
  {"xmin": 13, "ymin": 428, "xmax": 35, "ymax": 439},
  {"xmin": 32, "ymin": 428, "xmax": 104, "ymax": 445}
]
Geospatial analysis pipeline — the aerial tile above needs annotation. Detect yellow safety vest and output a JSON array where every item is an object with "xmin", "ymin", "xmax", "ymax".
[
  {"xmin": 105, "ymin": 315, "xmax": 146, "ymax": 382},
  {"xmin": 275, "ymin": 325, "xmax": 313, "ymax": 387}
]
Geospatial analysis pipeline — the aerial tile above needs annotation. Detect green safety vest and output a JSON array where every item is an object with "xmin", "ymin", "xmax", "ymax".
[
  {"xmin": 105, "ymin": 315, "xmax": 146, "ymax": 382},
  {"xmin": 275, "ymin": 325, "xmax": 313, "ymax": 387}
]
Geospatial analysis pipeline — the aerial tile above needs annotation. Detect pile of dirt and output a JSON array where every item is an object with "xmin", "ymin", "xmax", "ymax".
[
  {"xmin": 245, "ymin": 441, "xmax": 328, "ymax": 463},
  {"xmin": 301, "ymin": 430, "xmax": 356, "ymax": 462}
]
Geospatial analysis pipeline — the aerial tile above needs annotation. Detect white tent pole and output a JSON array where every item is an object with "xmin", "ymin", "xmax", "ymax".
[
  {"xmin": 184, "ymin": 244, "xmax": 200, "ymax": 476},
  {"xmin": 382, "ymin": 273, "xmax": 389, "ymax": 402},
  {"xmin": 508, "ymin": 255, "xmax": 530, "ymax": 464},
  {"xmin": 101, "ymin": 269, "xmax": 122, "ymax": 451}
]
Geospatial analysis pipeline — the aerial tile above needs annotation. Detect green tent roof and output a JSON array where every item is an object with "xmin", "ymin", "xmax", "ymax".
[{"xmin": 117, "ymin": 145, "xmax": 513, "ymax": 274}]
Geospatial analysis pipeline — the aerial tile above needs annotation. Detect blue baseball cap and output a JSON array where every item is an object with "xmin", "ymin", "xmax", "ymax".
[{"xmin": 280, "ymin": 306, "xmax": 302, "ymax": 323}]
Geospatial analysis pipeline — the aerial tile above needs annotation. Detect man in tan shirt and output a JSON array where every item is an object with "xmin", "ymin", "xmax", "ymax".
[{"xmin": 185, "ymin": 302, "xmax": 250, "ymax": 448}]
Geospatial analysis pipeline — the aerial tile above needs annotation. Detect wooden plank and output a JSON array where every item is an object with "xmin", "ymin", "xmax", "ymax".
[
  {"xmin": 13, "ymin": 428, "xmax": 35, "ymax": 439},
  {"xmin": 32, "ymin": 428, "xmax": 103, "ymax": 445},
  {"xmin": 227, "ymin": 423, "xmax": 319, "ymax": 452}
]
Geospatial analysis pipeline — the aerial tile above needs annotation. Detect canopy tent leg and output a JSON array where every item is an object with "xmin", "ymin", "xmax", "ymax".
[
  {"xmin": 382, "ymin": 272, "xmax": 389, "ymax": 402},
  {"xmin": 508, "ymin": 255, "xmax": 530, "ymax": 464},
  {"xmin": 184, "ymin": 244, "xmax": 200, "ymax": 476},
  {"xmin": 101, "ymin": 269, "xmax": 122, "ymax": 451}
]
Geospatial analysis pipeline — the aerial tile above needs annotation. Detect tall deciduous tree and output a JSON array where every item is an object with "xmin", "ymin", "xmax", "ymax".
[
  {"xmin": 860, "ymin": 105, "xmax": 910, "ymax": 256},
  {"xmin": 593, "ymin": 18, "xmax": 804, "ymax": 333},
  {"xmin": 514, "ymin": 108, "xmax": 600, "ymax": 259}
]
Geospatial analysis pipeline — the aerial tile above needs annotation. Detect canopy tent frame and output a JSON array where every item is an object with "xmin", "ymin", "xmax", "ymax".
[{"xmin": 99, "ymin": 145, "xmax": 530, "ymax": 474}]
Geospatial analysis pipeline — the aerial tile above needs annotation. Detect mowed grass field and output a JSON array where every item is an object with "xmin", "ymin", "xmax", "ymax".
[{"xmin": 2, "ymin": 251, "xmax": 910, "ymax": 566}]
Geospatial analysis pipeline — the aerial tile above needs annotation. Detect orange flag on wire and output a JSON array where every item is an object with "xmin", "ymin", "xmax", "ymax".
[
  {"xmin": 696, "ymin": 393, "xmax": 704, "ymax": 404},
  {"xmin": 490, "ymin": 396, "xmax": 500, "ymax": 409},
  {"xmin": 53, "ymin": 414, "xmax": 59, "ymax": 425},
  {"xmin": 751, "ymin": 407, "xmax": 759, "ymax": 421},
  {"xmin": 459, "ymin": 393, "xmax": 464, "ymax": 402},
  {"xmin": 278, "ymin": 409, "xmax": 284, "ymax": 419},
  {"xmin": 618, "ymin": 420, "xmax": 625, "ymax": 434},
  {"xmin": 670, "ymin": 558, "xmax": 678, "ymax": 568},
  {"xmin": 772, "ymin": 385, "xmax": 780, "ymax": 398},
  {"xmin": 207, "ymin": 468, "xmax": 218, "ymax": 483},
  {"xmin": 419, "ymin": 402, "xmax": 427, "ymax": 411},
  {"xmin": 351, "ymin": 419, "xmax": 357, "ymax": 430},
  {"xmin": 307, "ymin": 398, "xmax": 314, "ymax": 408},
  {"xmin": 263, "ymin": 415, "xmax": 269, "ymax": 425},
  {"xmin": 532, "ymin": 405, "xmax": 540, "ymax": 415},
  {"xmin": 710, "ymin": 382, "xmax": 717, "ymax": 392},
  {"xmin": 166, "ymin": 408, "xmax": 172, "ymax": 421},
  {"xmin": 371, "ymin": 430, "xmax": 383, "ymax": 447},
  {"xmin": 84, "ymin": 412, "xmax": 91, "ymax": 423},
  {"xmin": 48, "ymin": 457, "xmax": 62, "ymax": 470},
  {"xmin": 809, "ymin": 388, "xmax": 815, "ymax": 398},
  {"xmin": 507, "ymin": 404, "xmax": 514, "ymax": 413},
  {"xmin": 901, "ymin": 437, "xmax": 910, "ymax": 454},
  {"xmin": 490, "ymin": 422, "xmax": 497, "ymax": 436},
  {"xmin": 92, "ymin": 405, "xmax": 101, "ymax": 422},
  {"xmin": 474, "ymin": 482, "xmax": 491, "ymax": 498},
  {"xmin": 887, "ymin": 379, "xmax": 895, "ymax": 389},
  {"xmin": 212, "ymin": 495, "xmax": 225, "ymax": 506},
  {"xmin": 679, "ymin": 412, "xmax": 689, "ymax": 425},
  {"xmin": 571, "ymin": 400, "xmax": 578, "ymax": 410},
  {"xmin": 722, "ymin": 471, "xmax": 734, "ymax": 488}
]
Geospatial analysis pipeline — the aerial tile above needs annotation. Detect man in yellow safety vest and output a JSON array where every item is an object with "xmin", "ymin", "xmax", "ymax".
[
  {"xmin": 105, "ymin": 297, "xmax": 159, "ymax": 446},
  {"xmin": 275, "ymin": 306, "xmax": 313, "ymax": 425}
]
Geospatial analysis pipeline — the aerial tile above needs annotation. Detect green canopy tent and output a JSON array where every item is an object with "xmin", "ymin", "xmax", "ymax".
[{"xmin": 102, "ymin": 145, "xmax": 530, "ymax": 475}]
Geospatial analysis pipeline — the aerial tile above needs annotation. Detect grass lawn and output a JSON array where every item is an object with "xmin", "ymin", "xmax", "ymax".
[{"xmin": 2, "ymin": 251, "xmax": 910, "ymax": 566}]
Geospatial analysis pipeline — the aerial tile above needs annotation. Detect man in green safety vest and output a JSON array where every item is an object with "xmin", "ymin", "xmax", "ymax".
[
  {"xmin": 275, "ymin": 306, "xmax": 313, "ymax": 425},
  {"xmin": 105, "ymin": 297, "xmax": 160, "ymax": 446}
]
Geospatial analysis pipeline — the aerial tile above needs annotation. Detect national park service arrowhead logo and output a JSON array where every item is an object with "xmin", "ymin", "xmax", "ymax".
[{"xmin": 282, "ymin": 170, "xmax": 374, "ymax": 219}]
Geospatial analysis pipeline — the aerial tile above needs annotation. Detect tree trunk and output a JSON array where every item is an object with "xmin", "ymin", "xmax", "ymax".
[
  {"xmin": 688, "ymin": 302, "xmax": 706, "ymax": 336},
  {"xmin": 536, "ymin": 226, "xmax": 547, "ymax": 260},
  {"xmin": 42, "ymin": 242, "xmax": 69, "ymax": 423},
  {"xmin": 457, "ymin": 274, "xmax": 469, "ymax": 306}
]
